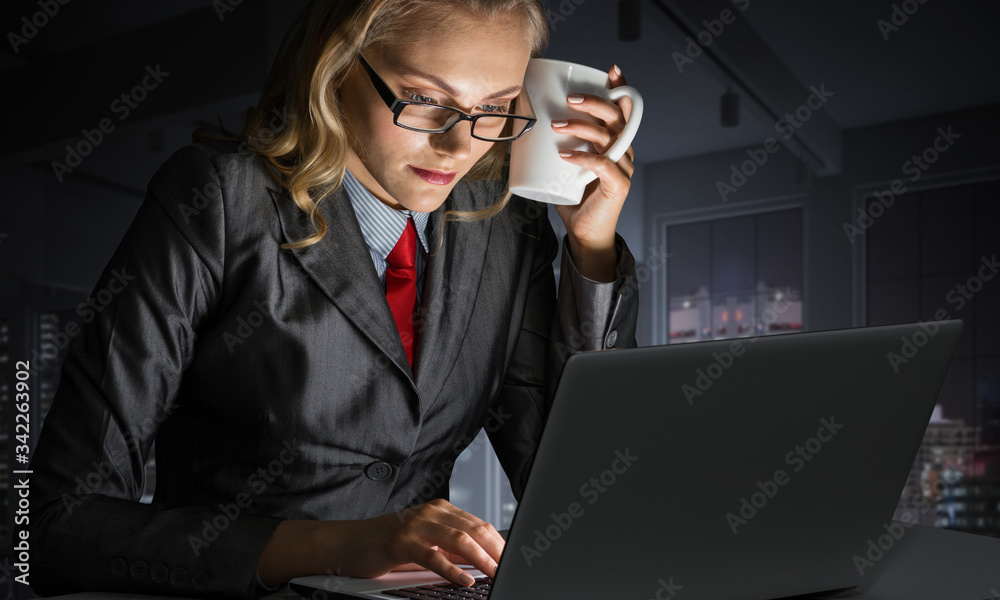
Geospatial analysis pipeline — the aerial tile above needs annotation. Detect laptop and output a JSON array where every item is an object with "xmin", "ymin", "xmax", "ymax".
[{"xmin": 290, "ymin": 320, "xmax": 963, "ymax": 600}]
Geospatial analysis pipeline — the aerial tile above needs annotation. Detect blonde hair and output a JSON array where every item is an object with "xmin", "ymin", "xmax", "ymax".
[{"xmin": 195, "ymin": 0, "xmax": 548, "ymax": 252}]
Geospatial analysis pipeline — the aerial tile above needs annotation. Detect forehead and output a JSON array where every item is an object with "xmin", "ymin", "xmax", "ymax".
[{"xmin": 374, "ymin": 9, "xmax": 534, "ymax": 98}]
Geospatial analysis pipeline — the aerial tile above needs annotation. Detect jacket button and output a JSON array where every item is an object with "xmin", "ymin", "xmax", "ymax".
[
  {"xmin": 110, "ymin": 558, "xmax": 128, "ymax": 578},
  {"xmin": 130, "ymin": 560, "xmax": 148, "ymax": 579},
  {"xmin": 192, "ymin": 570, "xmax": 210, "ymax": 590},
  {"xmin": 170, "ymin": 567, "xmax": 190, "ymax": 587},
  {"xmin": 365, "ymin": 461, "xmax": 392, "ymax": 481},
  {"xmin": 605, "ymin": 329, "xmax": 618, "ymax": 347},
  {"xmin": 151, "ymin": 563, "xmax": 169, "ymax": 583}
]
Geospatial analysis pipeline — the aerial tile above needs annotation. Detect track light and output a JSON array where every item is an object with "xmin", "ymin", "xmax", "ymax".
[
  {"xmin": 796, "ymin": 157, "xmax": 812, "ymax": 188},
  {"xmin": 619, "ymin": 0, "xmax": 641, "ymax": 41},
  {"xmin": 721, "ymin": 86, "xmax": 739, "ymax": 127}
]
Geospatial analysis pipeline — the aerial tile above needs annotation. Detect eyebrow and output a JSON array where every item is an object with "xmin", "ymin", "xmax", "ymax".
[{"xmin": 398, "ymin": 68, "xmax": 522, "ymax": 102}]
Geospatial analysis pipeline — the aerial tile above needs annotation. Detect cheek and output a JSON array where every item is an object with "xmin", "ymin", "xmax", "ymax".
[
  {"xmin": 363, "ymin": 113, "xmax": 425, "ymax": 162},
  {"xmin": 471, "ymin": 139, "xmax": 496, "ymax": 163}
]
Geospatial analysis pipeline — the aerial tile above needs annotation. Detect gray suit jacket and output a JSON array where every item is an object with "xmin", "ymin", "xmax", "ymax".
[{"xmin": 28, "ymin": 140, "xmax": 638, "ymax": 599}]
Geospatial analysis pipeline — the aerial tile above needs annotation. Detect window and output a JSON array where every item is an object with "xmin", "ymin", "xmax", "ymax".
[
  {"xmin": 867, "ymin": 180, "xmax": 1000, "ymax": 537},
  {"xmin": 667, "ymin": 209, "xmax": 804, "ymax": 343}
]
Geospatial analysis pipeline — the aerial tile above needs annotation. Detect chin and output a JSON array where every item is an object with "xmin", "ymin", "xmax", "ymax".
[
  {"xmin": 409, "ymin": 193, "xmax": 451, "ymax": 214},
  {"xmin": 401, "ymin": 177, "xmax": 464, "ymax": 212},
  {"xmin": 389, "ymin": 187, "xmax": 448, "ymax": 214}
]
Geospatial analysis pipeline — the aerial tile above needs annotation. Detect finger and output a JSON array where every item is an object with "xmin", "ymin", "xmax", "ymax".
[
  {"xmin": 432, "ymin": 519, "xmax": 504, "ymax": 570},
  {"xmin": 423, "ymin": 500, "xmax": 505, "ymax": 559},
  {"xmin": 406, "ymin": 541, "xmax": 481, "ymax": 587},
  {"xmin": 613, "ymin": 149, "xmax": 635, "ymax": 180},
  {"xmin": 559, "ymin": 151, "xmax": 631, "ymax": 203},
  {"xmin": 418, "ymin": 501, "xmax": 504, "ymax": 571},
  {"xmin": 442, "ymin": 516, "xmax": 505, "ymax": 570},
  {"xmin": 418, "ymin": 525, "xmax": 501, "ymax": 582},
  {"xmin": 616, "ymin": 95, "xmax": 633, "ymax": 126},
  {"xmin": 566, "ymin": 93, "xmax": 626, "ymax": 129},
  {"xmin": 609, "ymin": 64, "xmax": 627, "ymax": 87},
  {"xmin": 607, "ymin": 65, "xmax": 634, "ymax": 122},
  {"xmin": 623, "ymin": 144, "xmax": 636, "ymax": 164},
  {"xmin": 551, "ymin": 119, "xmax": 615, "ymax": 154},
  {"xmin": 618, "ymin": 149, "xmax": 635, "ymax": 179}
]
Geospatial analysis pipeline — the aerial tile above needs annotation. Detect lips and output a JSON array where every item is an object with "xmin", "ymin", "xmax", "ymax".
[{"xmin": 409, "ymin": 165, "xmax": 457, "ymax": 185}]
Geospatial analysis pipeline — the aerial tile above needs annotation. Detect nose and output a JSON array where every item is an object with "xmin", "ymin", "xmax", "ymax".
[{"xmin": 429, "ymin": 118, "xmax": 474, "ymax": 161}]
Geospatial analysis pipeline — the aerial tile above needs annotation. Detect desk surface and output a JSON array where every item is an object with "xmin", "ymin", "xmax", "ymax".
[
  {"xmin": 822, "ymin": 524, "xmax": 1000, "ymax": 600},
  {"xmin": 37, "ymin": 524, "xmax": 1000, "ymax": 600}
]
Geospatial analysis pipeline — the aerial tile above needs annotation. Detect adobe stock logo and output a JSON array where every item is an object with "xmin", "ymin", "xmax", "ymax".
[
  {"xmin": 648, "ymin": 577, "xmax": 683, "ymax": 600},
  {"xmin": 6, "ymin": 0, "xmax": 70, "ymax": 55},
  {"xmin": 850, "ymin": 512, "xmax": 917, "ymax": 576},
  {"xmin": 545, "ymin": 0, "xmax": 586, "ymax": 32},
  {"xmin": 188, "ymin": 440, "xmax": 300, "ymax": 556},
  {"xmin": 680, "ymin": 286, "xmax": 799, "ymax": 406},
  {"xmin": 715, "ymin": 85, "xmax": 834, "ymax": 201},
  {"xmin": 671, "ymin": 0, "xmax": 751, "ymax": 73},
  {"xmin": 51, "ymin": 65, "xmax": 170, "ymax": 182},
  {"xmin": 28, "ymin": 267, "xmax": 136, "ymax": 375},
  {"xmin": 877, "ymin": 0, "xmax": 930, "ymax": 41},
  {"xmin": 223, "ymin": 299, "xmax": 271, "ymax": 353},
  {"xmin": 842, "ymin": 126, "xmax": 960, "ymax": 244},
  {"xmin": 520, "ymin": 448, "xmax": 638, "ymax": 566},
  {"xmin": 212, "ymin": 0, "xmax": 244, "ymax": 21},
  {"xmin": 887, "ymin": 255, "xmax": 997, "ymax": 373},
  {"xmin": 393, "ymin": 405, "xmax": 512, "ymax": 523}
]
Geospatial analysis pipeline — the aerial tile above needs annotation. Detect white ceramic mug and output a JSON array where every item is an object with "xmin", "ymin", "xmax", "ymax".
[{"xmin": 509, "ymin": 58, "xmax": 643, "ymax": 205}]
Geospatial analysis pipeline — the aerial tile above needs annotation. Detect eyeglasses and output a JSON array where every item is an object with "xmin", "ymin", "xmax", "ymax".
[{"xmin": 357, "ymin": 53, "xmax": 536, "ymax": 142}]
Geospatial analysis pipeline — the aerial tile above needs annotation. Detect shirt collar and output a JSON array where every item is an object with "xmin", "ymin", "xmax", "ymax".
[{"xmin": 343, "ymin": 168, "xmax": 431, "ymax": 259}]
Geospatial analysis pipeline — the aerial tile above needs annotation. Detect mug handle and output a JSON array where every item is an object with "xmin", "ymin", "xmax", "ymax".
[{"xmin": 579, "ymin": 85, "xmax": 644, "ymax": 186}]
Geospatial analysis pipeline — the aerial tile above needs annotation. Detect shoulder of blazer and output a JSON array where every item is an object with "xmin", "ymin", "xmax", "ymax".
[
  {"xmin": 161, "ymin": 138, "xmax": 287, "ymax": 222},
  {"xmin": 185, "ymin": 138, "xmax": 279, "ymax": 195},
  {"xmin": 150, "ymin": 138, "xmax": 275, "ymax": 205}
]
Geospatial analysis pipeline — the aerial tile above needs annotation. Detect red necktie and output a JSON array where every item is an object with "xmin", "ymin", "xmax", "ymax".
[{"xmin": 385, "ymin": 217, "xmax": 419, "ymax": 368}]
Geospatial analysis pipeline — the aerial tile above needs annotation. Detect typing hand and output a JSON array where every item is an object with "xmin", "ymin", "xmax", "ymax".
[
  {"xmin": 257, "ymin": 500, "xmax": 503, "ymax": 588},
  {"xmin": 339, "ymin": 498, "xmax": 503, "ymax": 586}
]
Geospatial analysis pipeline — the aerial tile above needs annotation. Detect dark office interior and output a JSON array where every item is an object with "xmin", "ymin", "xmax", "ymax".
[{"xmin": 1, "ymin": 0, "xmax": 998, "ymax": 598}]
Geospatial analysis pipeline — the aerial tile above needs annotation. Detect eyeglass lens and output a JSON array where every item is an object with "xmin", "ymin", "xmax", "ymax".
[{"xmin": 397, "ymin": 104, "xmax": 527, "ymax": 140}]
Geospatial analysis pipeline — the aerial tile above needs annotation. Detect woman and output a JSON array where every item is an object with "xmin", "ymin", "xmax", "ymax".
[{"xmin": 29, "ymin": 0, "xmax": 639, "ymax": 598}]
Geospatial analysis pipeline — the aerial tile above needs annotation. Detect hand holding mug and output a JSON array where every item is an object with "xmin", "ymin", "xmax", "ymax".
[{"xmin": 510, "ymin": 59, "xmax": 641, "ymax": 280}]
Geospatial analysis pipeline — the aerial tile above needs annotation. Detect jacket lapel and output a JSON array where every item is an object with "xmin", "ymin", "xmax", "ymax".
[
  {"xmin": 268, "ymin": 183, "xmax": 414, "ymax": 388},
  {"xmin": 267, "ymin": 178, "xmax": 499, "ymax": 416},
  {"xmin": 413, "ymin": 181, "xmax": 496, "ymax": 412}
]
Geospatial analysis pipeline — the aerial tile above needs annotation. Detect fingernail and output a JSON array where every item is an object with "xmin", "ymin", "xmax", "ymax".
[
  {"xmin": 558, "ymin": 150, "xmax": 573, "ymax": 157},
  {"xmin": 567, "ymin": 94, "xmax": 584, "ymax": 104},
  {"xmin": 613, "ymin": 64, "xmax": 622, "ymax": 76},
  {"xmin": 551, "ymin": 120, "xmax": 569, "ymax": 127},
  {"xmin": 459, "ymin": 572, "xmax": 475, "ymax": 586}
]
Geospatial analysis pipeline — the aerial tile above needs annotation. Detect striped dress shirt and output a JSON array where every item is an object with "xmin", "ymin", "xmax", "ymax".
[{"xmin": 343, "ymin": 168, "xmax": 431, "ymax": 318}]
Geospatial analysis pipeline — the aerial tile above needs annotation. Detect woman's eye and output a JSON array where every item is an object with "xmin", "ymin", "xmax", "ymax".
[
  {"xmin": 478, "ymin": 103, "xmax": 510, "ymax": 114},
  {"xmin": 406, "ymin": 91, "xmax": 436, "ymax": 104}
]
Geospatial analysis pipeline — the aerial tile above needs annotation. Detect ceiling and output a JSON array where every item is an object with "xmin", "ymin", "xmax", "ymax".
[
  {"xmin": 544, "ymin": 0, "xmax": 1000, "ymax": 166},
  {"xmin": 2, "ymin": 0, "xmax": 999, "ymax": 194}
]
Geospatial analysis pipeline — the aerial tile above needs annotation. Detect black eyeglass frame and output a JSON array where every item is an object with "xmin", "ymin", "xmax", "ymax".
[{"xmin": 357, "ymin": 53, "xmax": 536, "ymax": 142}]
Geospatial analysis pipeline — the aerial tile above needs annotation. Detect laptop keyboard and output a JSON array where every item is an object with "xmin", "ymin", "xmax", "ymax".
[{"xmin": 383, "ymin": 577, "xmax": 493, "ymax": 599}]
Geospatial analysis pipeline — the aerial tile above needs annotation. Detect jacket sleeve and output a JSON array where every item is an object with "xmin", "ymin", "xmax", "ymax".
[
  {"xmin": 488, "ymin": 200, "xmax": 638, "ymax": 500},
  {"xmin": 26, "ymin": 145, "xmax": 284, "ymax": 599}
]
